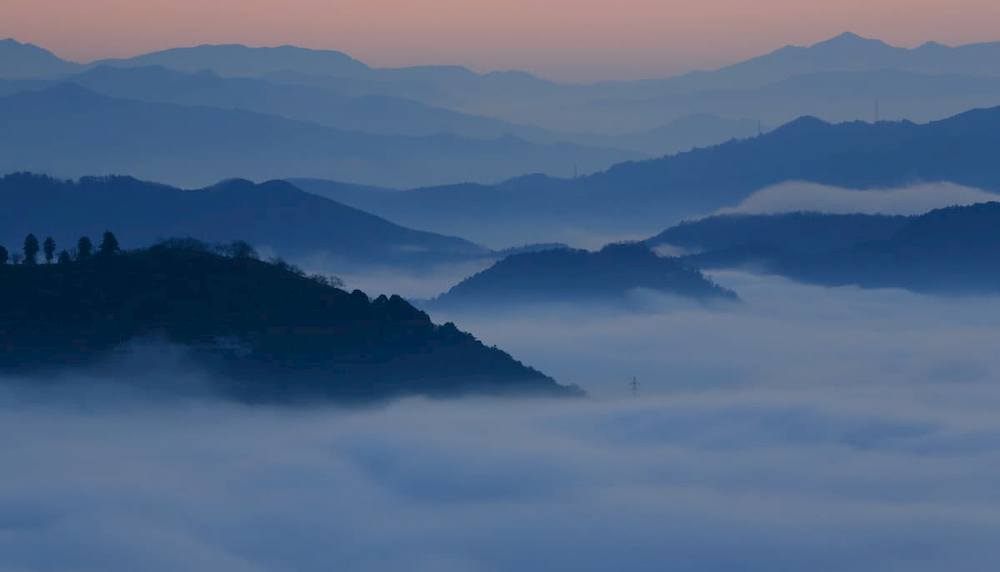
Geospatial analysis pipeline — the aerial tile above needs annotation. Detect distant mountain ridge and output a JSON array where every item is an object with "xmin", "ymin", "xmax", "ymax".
[
  {"xmin": 0, "ymin": 39, "xmax": 83, "ymax": 78},
  {"xmin": 5, "ymin": 33, "xmax": 999, "ymax": 147},
  {"xmin": 293, "ymin": 104, "xmax": 1000, "ymax": 245},
  {"xmin": 0, "ymin": 173, "xmax": 486, "ymax": 269},
  {"xmin": 0, "ymin": 83, "xmax": 640, "ymax": 188}
]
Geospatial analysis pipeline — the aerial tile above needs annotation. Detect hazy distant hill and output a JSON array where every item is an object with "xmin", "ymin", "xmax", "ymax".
[
  {"xmin": 0, "ymin": 173, "xmax": 486, "ymax": 269},
  {"xmin": 6, "ymin": 34, "xmax": 999, "ymax": 151},
  {"xmin": 427, "ymin": 243, "xmax": 737, "ymax": 311},
  {"xmin": 647, "ymin": 212, "xmax": 911, "ymax": 254},
  {"xmin": 11, "ymin": 65, "xmax": 554, "ymax": 140},
  {"xmin": 0, "ymin": 65, "xmax": 757, "ymax": 155},
  {"xmin": 294, "ymin": 105, "xmax": 1000, "ymax": 245},
  {"xmin": 574, "ymin": 69, "xmax": 1000, "ymax": 133},
  {"xmin": 605, "ymin": 32, "xmax": 1000, "ymax": 97},
  {"xmin": 682, "ymin": 202, "xmax": 1000, "ymax": 294},
  {"xmin": 0, "ymin": 244, "xmax": 580, "ymax": 401},
  {"xmin": 704, "ymin": 32, "xmax": 1000, "ymax": 88},
  {"xmin": 0, "ymin": 84, "xmax": 641, "ymax": 188},
  {"xmin": 92, "ymin": 43, "xmax": 372, "ymax": 78},
  {"xmin": 0, "ymin": 39, "xmax": 82, "ymax": 78}
]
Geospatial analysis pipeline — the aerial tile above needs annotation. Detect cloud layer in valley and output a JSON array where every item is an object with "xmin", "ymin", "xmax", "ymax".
[
  {"xmin": 2, "ymin": 273, "xmax": 1000, "ymax": 570},
  {"xmin": 717, "ymin": 181, "xmax": 1000, "ymax": 216}
]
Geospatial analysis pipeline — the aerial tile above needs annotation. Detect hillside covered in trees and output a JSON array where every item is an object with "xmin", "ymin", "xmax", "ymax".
[
  {"xmin": 0, "ymin": 173, "xmax": 487, "ymax": 270},
  {"xmin": 0, "ymin": 237, "xmax": 580, "ymax": 402},
  {"xmin": 428, "ymin": 242, "xmax": 738, "ymax": 311}
]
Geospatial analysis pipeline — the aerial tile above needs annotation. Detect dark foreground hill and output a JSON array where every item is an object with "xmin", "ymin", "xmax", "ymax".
[
  {"xmin": 0, "ymin": 173, "xmax": 486, "ymax": 269},
  {"xmin": 681, "ymin": 202, "xmax": 1000, "ymax": 294},
  {"xmin": 0, "ymin": 244, "xmax": 580, "ymax": 401},
  {"xmin": 428, "ymin": 243, "xmax": 737, "ymax": 311}
]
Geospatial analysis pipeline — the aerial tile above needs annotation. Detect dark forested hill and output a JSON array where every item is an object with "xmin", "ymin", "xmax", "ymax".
[
  {"xmin": 0, "ymin": 173, "xmax": 486, "ymax": 269},
  {"xmin": 0, "ymin": 244, "xmax": 579, "ymax": 401},
  {"xmin": 428, "ymin": 243, "xmax": 737, "ymax": 311},
  {"xmin": 681, "ymin": 202, "xmax": 1000, "ymax": 294},
  {"xmin": 647, "ymin": 212, "xmax": 911, "ymax": 253}
]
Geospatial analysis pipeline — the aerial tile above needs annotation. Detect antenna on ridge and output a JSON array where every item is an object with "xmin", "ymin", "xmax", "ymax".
[
  {"xmin": 875, "ymin": 100, "xmax": 880, "ymax": 123},
  {"xmin": 629, "ymin": 376, "xmax": 640, "ymax": 397}
]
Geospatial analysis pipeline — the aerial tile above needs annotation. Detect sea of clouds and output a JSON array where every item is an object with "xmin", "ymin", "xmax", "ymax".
[{"xmin": 2, "ymin": 272, "xmax": 999, "ymax": 571}]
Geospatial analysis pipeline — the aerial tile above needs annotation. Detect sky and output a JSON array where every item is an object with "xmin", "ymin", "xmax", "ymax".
[{"xmin": 4, "ymin": 0, "xmax": 1000, "ymax": 81}]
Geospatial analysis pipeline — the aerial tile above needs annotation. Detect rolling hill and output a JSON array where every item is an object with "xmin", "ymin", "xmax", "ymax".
[
  {"xmin": 0, "ymin": 243, "xmax": 581, "ymax": 401},
  {"xmin": 427, "ymin": 243, "xmax": 737, "ymax": 311},
  {"xmin": 0, "ymin": 173, "xmax": 487, "ymax": 269}
]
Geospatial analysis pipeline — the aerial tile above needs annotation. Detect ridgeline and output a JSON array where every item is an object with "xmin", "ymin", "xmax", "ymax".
[{"xmin": 0, "ymin": 239, "xmax": 580, "ymax": 402}]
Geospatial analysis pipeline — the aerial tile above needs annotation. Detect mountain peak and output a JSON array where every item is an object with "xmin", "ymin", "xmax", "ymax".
[
  {"xmin": 0, "ymin": 38, "xmax": 82, "ymax": 78},
  {"xmin": 813, "ymin": 32, "xmax": 888, "ymax": 49}
]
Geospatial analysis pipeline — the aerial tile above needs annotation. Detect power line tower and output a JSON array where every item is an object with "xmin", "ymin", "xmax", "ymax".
[{"xmin": 629, "ymin": 376, "xmax": 640, "ymax": 397}]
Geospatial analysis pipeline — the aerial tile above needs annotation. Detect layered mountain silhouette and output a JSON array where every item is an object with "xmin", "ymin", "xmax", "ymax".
[
  {"xmin": 574, "ymin": 69, "xmax": 1000, "ymax": 134},
  {"xmin": 5, "ymin": 33, "xmax": 999, "ymax": 135},
  {"xmin": 0, "ymin": 39, "xmax": 82, "ymax": 78},
  {"xmin": 0, "ymin": 173, "xmax": 486, "ymax": 269},
  {"xmin": 0, "ymin": 244, "xmax": 580, "ymax": 401},
  {"xmin": 294, "ymin": 105, "xmax": 1000, "ymax": 245},
  {"xmin": 0, "ymin": 84, "xmax": 640, "ymax": 188},
  {"xmin": 0, "ymin": 64, "xmax": 763, "ymax": 156},
  {"xmin": 0, "ymin": 65, "xmax": 558, "ymax": 141},
  {"xmin": 427, "ymin": 243, "xmax": 737, "ymax": 311},
  {"xmin": 680, "ymin": 203, "xmax": 1000, "ymax": 294}
]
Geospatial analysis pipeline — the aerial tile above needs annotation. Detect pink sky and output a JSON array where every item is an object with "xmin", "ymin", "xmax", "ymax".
[{"xmin": 4, "ymin": 0, "xmax": 1000, "ymax": 81}]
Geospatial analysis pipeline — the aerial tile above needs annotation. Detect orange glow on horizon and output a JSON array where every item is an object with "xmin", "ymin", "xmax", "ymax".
[{"xmin": 3, "ymin": 0, "xmax": 1000, "ymax": 81}]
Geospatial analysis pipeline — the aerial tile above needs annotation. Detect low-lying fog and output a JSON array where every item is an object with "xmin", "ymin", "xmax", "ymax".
[
  {"xmin": 3, "ymin": 273, "xmax": 999, "ymax": 570},
  {"xmin": 717, "ymin": 181, "xmax": 1000, "ymax": 216}
]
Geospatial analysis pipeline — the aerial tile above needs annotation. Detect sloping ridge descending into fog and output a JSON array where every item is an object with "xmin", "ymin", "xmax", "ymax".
[
  {"xmin": 428, "ymin": 242, "xmax": 737, "ymax": 311},
  {"xmin": 293, "ymin": 105, "xmax": 1000, "ymax": 245},
  {"xmin": 0, "ymin": 244, "xmax": 581, "ymax": 402},
  {"xmin": 681, "ymin": 202, "xmax": 1000, "ymax": 294}
]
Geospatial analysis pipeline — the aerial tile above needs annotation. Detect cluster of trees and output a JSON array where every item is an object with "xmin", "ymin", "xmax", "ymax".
[{"xmin": 0, "ymin": 231, "xmax": 119, "ymax": 266}]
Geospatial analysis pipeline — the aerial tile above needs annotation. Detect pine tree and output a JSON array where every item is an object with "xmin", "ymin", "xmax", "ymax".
[
  {"xmin": 77, "ymin": 236, "xmax": 93, "ymax": 261},
  {"xmin": 23, "ymin": 234, "xmax": 40, "ymax": 265},
  {"xmin": 99, "ymin": 231, "xmax": 120, "ymax": 256},
  {"xmin": 43, "ymin": 236, "xmax": 56, "ymax": 264}
]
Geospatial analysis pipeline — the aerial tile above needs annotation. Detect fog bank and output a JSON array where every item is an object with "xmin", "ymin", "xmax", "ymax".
[{"xmin": 717, "ymin": 181, "xmax": 1000, "ymax": 216}]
